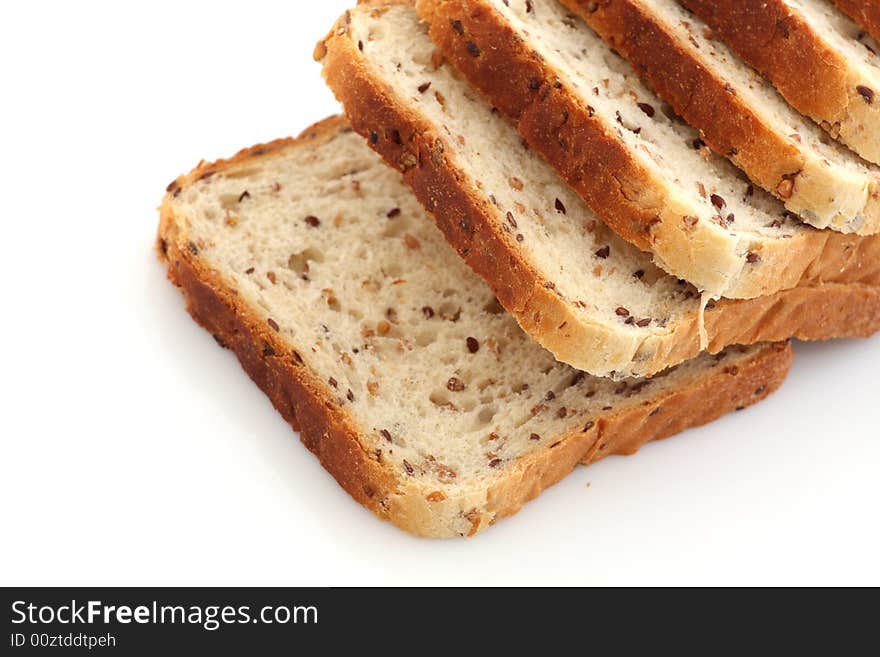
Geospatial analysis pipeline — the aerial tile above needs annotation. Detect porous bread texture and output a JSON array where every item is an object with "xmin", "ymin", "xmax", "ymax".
[
  {"xmin": 158, "ymin": 117, "xmax": 792, "ymax": 537},
  {"xmin": 411, "ymin": 0, "xmax": 834, "ymax": 299},
  {"xmin": 560, "ymin": 0, "xmax": 880, "ymax": 235},
  {"xmin": 832, "ymin": 0, "xmax": 880, "ymax": 41},
  {"xmin": 319, "ymin": 0, "xmax": 880, "ymax": 376},
  {"xmin": 681, "ymin": 0, "xmax": 880, "ymax": 165}
]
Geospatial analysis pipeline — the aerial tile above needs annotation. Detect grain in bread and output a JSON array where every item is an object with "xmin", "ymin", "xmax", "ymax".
[
  {"xmin": 319, "ymin": 0, "xmax": 880, "ymax": 377},
  {"xmin": 681, "ymin": 0, "xmax": 880, "ymax": 165},
  {"xmin": 158, "ymin": 116, "xmax": 793, "ymax": 537},
  {"xmin": 559, "ymin": 0, "xmax": 880, "ymax": 235}
]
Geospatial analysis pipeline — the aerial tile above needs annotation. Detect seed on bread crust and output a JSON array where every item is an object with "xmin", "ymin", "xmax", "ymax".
[
  {"xmin": 637, "ymin": 102, "xmax": 655, "ymax": 117},
  {"xmin": 857, "ymin": 85, "xmax": 875, "ymax": 104},
  {"xmin": 447, "ymin": 377, "xmax": 466, "ymax": 392},
  {"xmin": 776, "ymin": 178, "xmax": 795, "ymax": 200}
]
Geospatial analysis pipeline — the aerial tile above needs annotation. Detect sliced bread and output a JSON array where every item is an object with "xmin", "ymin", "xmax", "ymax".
[
  {"xmin": 559, "ymin": 0, "xmax": 880, "ymax": 235},
  {"xmin": 681, "ymin": 0, "xmax": 880, "ymax": 165},
  {"xmin": 412, "ymin": 0, "xmax": 880, "ymax": 298},
  {"xmin": 318, "ymin": 0, "xmax": 880, "ymax": 377},
  {"xmin": 832, "ymin": 0, "xmax": 880, "ymax": 41},
  {"xmin": 158, "ymin": 116, "xmax": 792, "ymax": 538}
]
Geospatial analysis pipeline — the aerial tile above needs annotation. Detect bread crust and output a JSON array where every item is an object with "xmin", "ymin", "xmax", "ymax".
[
  {"xmin": 680, "ymin": 0, "xmax": 880, "ymax": 165},
  {"xmin": 158, "ymin": 115, "xmax": 793, "ymax": 537},
  {"xmin": 413, "ymin": 0, "xmax": 880, "ymax": 298},
  {"xmin": 320, "ymin": 0, "xmax": 880, "ymax": 376},
  {"xmin": 832, "ymin": 0, "xmax": 880, "ymax": 41},
  {"xmin": 558, "ymin": 0, "xmax": 880, "ymax": 235}
]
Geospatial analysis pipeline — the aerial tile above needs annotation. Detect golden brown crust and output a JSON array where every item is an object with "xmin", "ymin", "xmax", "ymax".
[
  {"xmin": 481, "ymin": 343, "xmax": 793, "ymax": 530},
  {"xmin": 583, "ymin": 343, "xmax": 793, "ymax": 462},
  {"xmin": 832, "ymin": 0, "xmax": 880, "ymax": 41},
  {"xmin": 559, "ymin": 0, "xmax": 880, "ymax": 236},
  {"xmin": 680, "ymin": 0, "xmax": 880, "ymax": 164},
  {"xmin": 158, "ymin": 114, "xmax": 793, "ymax": 537},
  {"xmin": 320, "ymin": 1, "xmax": 880, "ymax": 376}
]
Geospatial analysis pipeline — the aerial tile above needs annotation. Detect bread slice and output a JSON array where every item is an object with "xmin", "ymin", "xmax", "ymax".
[
  {"xmin": 158, "ymin": 116, "xmax": 793, "ymax": 538},
  {"xmin": 559, "ymin": 0, "xmax": 880, "ymax": 235},
  {"xmin": 411, "ymin": 0, "xmax": 880, "ymax": 298},
  {"xmin": 681, "ymin": 0, "xmax": 880, "ymax": 165},
  {"xmin": 832, "ymin": 0, "xmax": 880, "ymax": 41},
  {"xmin": 318, "ymin": 1, "xmax": 880, "ymax": 377}
]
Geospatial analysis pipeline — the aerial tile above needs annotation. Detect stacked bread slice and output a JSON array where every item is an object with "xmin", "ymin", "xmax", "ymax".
[
  {"xmin": 318, "ymin": 0, "xmax": 880, "ymax": 375},
  {"xmin": 159, "ymin": 0, "xmax": 880, "ymax": 536},
  {"xmin": 680, "ymin": 0, "xmax": 880, "ymax": 164},
  {"xmin": 561, "ymin": 0, "xmax": 880, "ymax": 234},
  {"xmin": 158, "ymin": 119, "xmax": 792, "ymax": 537}
]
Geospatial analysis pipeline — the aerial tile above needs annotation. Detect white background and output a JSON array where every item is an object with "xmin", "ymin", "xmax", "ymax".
[{"xmin": 2, "ymin": 1, "xmax": 878, "ymax": 586}]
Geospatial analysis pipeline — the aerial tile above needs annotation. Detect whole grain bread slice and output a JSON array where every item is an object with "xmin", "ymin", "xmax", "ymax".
[
  {"xmin": 318, "ymin": 1, "xmax": 880, "ymax": 377},
  {"xmin": 559, "ymin": 0, "xmax": 880, "ymax": 235},
  {"xmin": 411, "ymin": 0, "xmax": 880, "ymax": 298},
  {"xmin": 158, "ymin": 116, "xmax": 792, "ymax": 538},
  {"xmin": 681, "ymin": 0, "xmax": 880, "ymax": 165},
  {"xmin": 832, "ymin": 0, "xmax": 880, "ymax": 41}
]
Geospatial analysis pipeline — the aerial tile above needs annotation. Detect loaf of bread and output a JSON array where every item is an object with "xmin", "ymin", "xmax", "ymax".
[
  {"xmin": 158, "ymin": 116, "xmax": 793, "ymax": 537},
  {"xmin": 318, "ymin": 0, "xmax": 880, "ymax": 377},
  {"xmin": 558, "ymin": 0, "xmax": 880, "ymax": 235},
  {"xmin": 681, "ymin": 0, "xmax": 880, "ymax": 165},
  {"xmin": 409, "ymin": 0, "xmax": 880, "ymax": 298}
]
